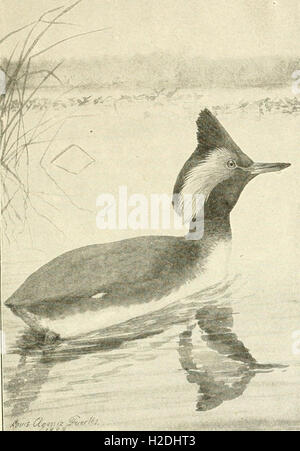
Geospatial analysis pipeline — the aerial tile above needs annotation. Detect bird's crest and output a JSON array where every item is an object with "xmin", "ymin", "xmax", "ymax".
[{"xmin": 196, "ymin": 109, "xmax": 241, "ymax": 154}]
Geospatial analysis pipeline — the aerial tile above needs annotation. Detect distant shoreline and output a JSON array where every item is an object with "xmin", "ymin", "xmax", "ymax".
[{"xmin": 1, "ymin": 54, "xmax": 299, "ymax": 90}]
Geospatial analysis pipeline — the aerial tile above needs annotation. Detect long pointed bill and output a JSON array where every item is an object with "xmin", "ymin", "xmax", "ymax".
[{"xmin": 247, "ymin": 162, "xmax": 291, "ymax": 175}]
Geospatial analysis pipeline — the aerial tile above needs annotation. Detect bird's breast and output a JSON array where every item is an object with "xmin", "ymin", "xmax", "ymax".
[{"xmin": 197, "ymin": 237, "xmax": 232, "ymax": 286}]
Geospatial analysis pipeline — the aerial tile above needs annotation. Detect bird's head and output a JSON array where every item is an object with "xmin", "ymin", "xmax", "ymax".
[{"xmin": 173, "ymin": 109, "xmax": 290, "ymax": 222}]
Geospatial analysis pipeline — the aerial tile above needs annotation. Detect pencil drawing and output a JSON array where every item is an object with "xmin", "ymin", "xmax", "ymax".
[
  {"xmin": 5, "ymin": 109, "xmax": 291, "ymax": 342},
  {"xmin": 0, "ymin": 1, "xmax": 107, "ymax": 241},
  {"xmin": 1, "ymin": 0, "xmax": 299, "ymax": 432}
]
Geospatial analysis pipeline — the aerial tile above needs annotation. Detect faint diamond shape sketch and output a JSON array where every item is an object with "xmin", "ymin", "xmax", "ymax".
[{"xmin": 51, "ymin": 144, "xmax": 95, "ymax": 175}]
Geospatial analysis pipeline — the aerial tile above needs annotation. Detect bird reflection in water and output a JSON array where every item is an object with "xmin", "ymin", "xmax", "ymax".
[
  {"xmin": 4, "ymin": 280, "xmax": 286, "ymax": 418},
  {"xmin": 178, "ymin": 302, "xmax": 285, "ymax": 411}
]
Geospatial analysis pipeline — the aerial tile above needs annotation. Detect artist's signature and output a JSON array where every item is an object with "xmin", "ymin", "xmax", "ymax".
[{"xmin": 10, "ymin": 415, "xmax": 100, "ymax": 431}]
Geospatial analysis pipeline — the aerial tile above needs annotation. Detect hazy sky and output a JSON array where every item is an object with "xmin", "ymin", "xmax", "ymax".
[{"xmin": 1, "ymin": 0, "xmax": 299, "ymax": 59}]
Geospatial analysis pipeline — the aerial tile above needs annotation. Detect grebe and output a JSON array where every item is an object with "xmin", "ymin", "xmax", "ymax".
[{"xmin": 5, "ymin": 109, "xmax": 290, "ymax": 341}]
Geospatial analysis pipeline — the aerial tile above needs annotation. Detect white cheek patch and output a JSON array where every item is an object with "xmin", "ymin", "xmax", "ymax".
[{"xmin": 177, "ymin": 148, "xmax": 232, "ymax": 223}]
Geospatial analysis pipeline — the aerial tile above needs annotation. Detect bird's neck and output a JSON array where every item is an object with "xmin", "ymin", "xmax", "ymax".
[
  {"xmin": 185, "ymin": 214, "xmax": 232, "ymax": 285},
  {"xmin": 185, "ymin": 179, "xmax": 240, "ymax": 241},
  {"xmin": 187, "ymin": 213, "xmax": 231, "ymax": 242}
]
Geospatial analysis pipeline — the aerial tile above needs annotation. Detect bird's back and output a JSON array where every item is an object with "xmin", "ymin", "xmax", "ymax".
[{"xmin": 6, "ymin": 235, "xmax": 206, "ymax": 308}]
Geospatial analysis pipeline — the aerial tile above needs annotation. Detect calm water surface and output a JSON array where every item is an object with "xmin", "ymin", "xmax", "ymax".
[
  {"xmin": 2, "ymin": 90, "xmax": 300, "ymax": 430},
  {"xmin": 3, "ymin": 241, "xmax": 300, "ymax": 431}
]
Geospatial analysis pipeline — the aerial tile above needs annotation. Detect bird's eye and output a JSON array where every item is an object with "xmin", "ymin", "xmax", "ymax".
[{"xmin": 227, "ymin": 159, "xmax": 237, "ymax": 169}]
